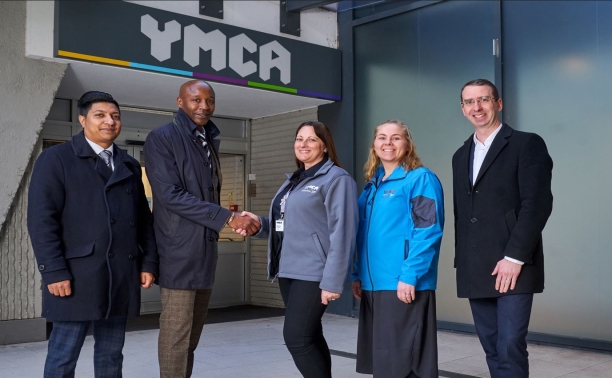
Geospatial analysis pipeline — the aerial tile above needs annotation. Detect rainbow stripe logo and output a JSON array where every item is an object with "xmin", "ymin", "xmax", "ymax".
[{"xmin": 57, "ymin": 50, "xmax": 340, "ymax": 101}]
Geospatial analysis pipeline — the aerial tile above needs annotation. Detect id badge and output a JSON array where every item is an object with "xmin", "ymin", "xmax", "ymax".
[{"xmin": 275, "ymin": 219, "xmax": 284, "ymax": 232}]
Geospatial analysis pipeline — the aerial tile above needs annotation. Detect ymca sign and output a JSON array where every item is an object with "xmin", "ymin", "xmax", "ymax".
[
  {"xmin": 55, "ymin": 1, "xmax": 341, "ymax": 100},
  {"xmin": 141, "ymin": 15, "xmax": 291, "ymax": 84}
]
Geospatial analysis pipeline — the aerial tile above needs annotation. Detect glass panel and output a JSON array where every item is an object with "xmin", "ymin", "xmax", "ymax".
[
  {"xmin": 42, "ymin": 139, "xmax": 67, "ymax": 150},
  {"xmin": 135, "ymin": 148, "xmax": 154, "ymax": 210},
  {"xmin": 502, "ymin": 0, "xmax": 607, "ymax": 340},
  {"xmin": 212, "ymin": 117, "xmax": 246, "ymax": 139},
  {"xmin": 354, "ymin": 0, "xmax": 497, "ymax": 320},
  {"xmin": 218, "ymin": 154, "xmax": 246, "ymax": 242},
  {"xmin": 47, "ymin": 98, "xmax": 72, "ymax": 122}
]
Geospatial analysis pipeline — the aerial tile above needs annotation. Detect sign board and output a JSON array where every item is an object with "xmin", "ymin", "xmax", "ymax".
[{"xmin": 55, "ymin": 1, "xmax": 341, "ymax": 101}]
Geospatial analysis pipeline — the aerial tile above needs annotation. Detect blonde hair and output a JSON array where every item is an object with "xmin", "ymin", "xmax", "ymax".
[{"xmin": 363, "ymin": 120, "xmax": 423, "ymax": 182}]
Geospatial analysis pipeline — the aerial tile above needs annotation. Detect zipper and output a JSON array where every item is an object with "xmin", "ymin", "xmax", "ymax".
[
  {"xmin": 269, "ymin": 175, "xmax": 314, "ymax": 281},
  {"xmin": 364, "ymin": 181, "xmax": 378, "ymax": 292}
]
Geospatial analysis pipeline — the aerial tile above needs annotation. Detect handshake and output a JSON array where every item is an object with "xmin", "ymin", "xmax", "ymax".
[{"xmin": 227, "ymin": 211, "xmax": 260, "ymax": 236}]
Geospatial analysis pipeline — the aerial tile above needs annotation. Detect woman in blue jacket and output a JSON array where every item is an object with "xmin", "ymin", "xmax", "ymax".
[
  {"xmin": 352, "ymin": 120, "xmax": 444, "ymax": 378},
  {"xmin": 240, "ymin": 121, "xmax": 358, "ymax": 378}
]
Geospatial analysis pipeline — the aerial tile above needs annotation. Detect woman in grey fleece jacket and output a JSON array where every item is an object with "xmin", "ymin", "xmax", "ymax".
[{"xmin": 240, "ymin": 121, "xmax": 358, "ymax": 378}]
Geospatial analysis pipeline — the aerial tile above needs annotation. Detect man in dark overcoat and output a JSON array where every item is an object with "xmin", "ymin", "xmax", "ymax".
[
  {"xmin": 144, "ymin": 80, "xmax": 259, "ymax": 378},
  {"xmin": 27, "ymin": 91, "xmax": 158, "ymax": 377},
  {"xmin": 452, "ymin": 79, "xmax": 553, "ymax": 378}
]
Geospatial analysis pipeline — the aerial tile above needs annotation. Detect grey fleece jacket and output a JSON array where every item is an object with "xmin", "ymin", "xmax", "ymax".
[{"xmin": 256, "ymin": 159, "xmax": 359, "ymax": 294}]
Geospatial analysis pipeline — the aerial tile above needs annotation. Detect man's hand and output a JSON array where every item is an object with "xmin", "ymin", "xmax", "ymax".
[
  {"xmin": 492, "ymin": 259, "xmax": 522, "ymax": 293},
  {"xmin": 352, "ymin": 280, "xmax": 362, "ymax": 300},
  {"xmin": 321, "ymin": 290, "xmax": 341, "ymax": 305},
  {"xmin": 141, "ymin": 272, "xmax": 155, "ymax": 289},
  {"xmin": 48, "ymin": 280, "xmax": 71, "ymax": 297},
  {"xmin": 397, "ymin": 281, "xmax": 416, "ymax": 304},
  {"xmin": 230, "ymin": 211, "xmax": 260, "ymax": 236}
]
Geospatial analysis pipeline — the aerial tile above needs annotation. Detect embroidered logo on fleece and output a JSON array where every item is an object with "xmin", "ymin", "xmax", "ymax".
[
  {"xmin": 302, "ymin": 185, "xmax": 319, "ymax": 193},
  {"xmin": 383, "ymin": 189, "xmax": 396, "ymax": 197}
]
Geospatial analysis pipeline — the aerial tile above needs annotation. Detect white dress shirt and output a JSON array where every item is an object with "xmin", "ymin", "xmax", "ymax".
[
  {"xmin": 472, "ymin": 124, "xmax": 523, "ymax": 265},
  {"xmin": 85, "ymin": 136, "xmax": 115, "ymax": 171}
]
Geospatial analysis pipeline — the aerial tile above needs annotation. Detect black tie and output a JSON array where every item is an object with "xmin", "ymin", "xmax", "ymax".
[{"xmin": 99, "ymin": 150, "xmax": 113, "ymax": 171}]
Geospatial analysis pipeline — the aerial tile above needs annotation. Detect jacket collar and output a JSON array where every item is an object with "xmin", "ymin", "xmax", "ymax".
[
  {"xmin": 71, "ymin": 131, "xmax": 135, "ymax": 185},
  {"xmin": 284, "ymin": 158, "xmax": 335, "ymax": 180},
  {"xmin": 369, "ymin": 165, "xmax": 408, "ymax": 186},
  {"xmin": 461, "ymin": 123, "xmax": 514, "ymax": 187}
]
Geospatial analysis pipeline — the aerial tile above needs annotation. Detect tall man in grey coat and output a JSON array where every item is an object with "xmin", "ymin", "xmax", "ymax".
[
  {"xmin": 144, "ymin": 80, "xmax": 259, "ymax": 377},
  {"xmin": 28, "ymin": 91, "xmax": 158, "ymax": 377},
  {"xmin": 452, "ymin": 79, "xmax": 553, "ymax": 378}
]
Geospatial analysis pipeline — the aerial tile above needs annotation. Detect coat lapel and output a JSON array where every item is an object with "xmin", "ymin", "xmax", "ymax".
[
  {"xmin": 473, "ymin": 124, "xmax": 513, "ymax": 187},
  {"xmin": 458, "ymin": 136, "xmax": 473, "ymax": 190},
  {"xmin": 72, "ymin": 131, "xmax": 112, "ymax": 181},
  {"xmin": 106, "ymin": 147, "xmax": 134, "ymax": 187}
]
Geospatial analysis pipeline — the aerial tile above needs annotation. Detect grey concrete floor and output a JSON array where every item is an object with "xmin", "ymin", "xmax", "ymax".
[{"xmin": 1, "ymin": 313, "xmax": 612, "ymax": 377}]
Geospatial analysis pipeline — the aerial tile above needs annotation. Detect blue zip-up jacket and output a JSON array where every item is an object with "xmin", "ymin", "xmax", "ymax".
[{"xmin": 352, "ymin": 166, "xmax": 444, "ymax": 291}]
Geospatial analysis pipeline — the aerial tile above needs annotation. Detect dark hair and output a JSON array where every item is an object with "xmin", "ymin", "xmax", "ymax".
[
  {"xmin": 294, "ymin": 121, "xmax": 342, "ymax": 168},
  {"xmin": 77, "ymin": 91, "xmax": 120, "ymax": 116},
  {"xmin": 460, "ymin": 79, "xmax": 500, "ymax": 103}
]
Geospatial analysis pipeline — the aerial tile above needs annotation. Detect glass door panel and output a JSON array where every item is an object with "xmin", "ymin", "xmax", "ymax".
[{"xmin": 353, "ymin": 0, "xmax": 499, "ymax": 318}]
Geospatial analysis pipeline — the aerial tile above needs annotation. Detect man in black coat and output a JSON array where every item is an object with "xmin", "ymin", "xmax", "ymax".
[
  {"xmin": 144, "ymin": 80, "xmax": 259, "ymax": 377},
  {"xmin": 452, "ymin": 79, "xmax": 553, "ymax": 378},
  {"xmin": 28, "ymin": 91, "xmax": 158, "ymax": 377}
]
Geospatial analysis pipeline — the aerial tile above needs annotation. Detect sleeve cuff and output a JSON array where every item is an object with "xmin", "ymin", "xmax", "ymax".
[{"xmin": 504, "ymin": 256, "xmax": 524, "ymax": 265}]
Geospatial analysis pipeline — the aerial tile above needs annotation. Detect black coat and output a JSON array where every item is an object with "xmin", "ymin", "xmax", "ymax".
[
  {"xmin": 144, "ymin": 109, "xmax": 231, "ymax": 289},
  {"xmin": 27, "ymin": 131, "xmax": 158, "ymax": 321},
  {"xmin": 452, "ymin": 124, "xmax": 553, "ymax": 298}
]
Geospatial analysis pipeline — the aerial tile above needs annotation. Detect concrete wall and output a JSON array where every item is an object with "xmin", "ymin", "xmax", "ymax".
[
  {"xmin": 129, "ymin": 0, "xmax": 338, "ymax": 48},
  {"xmin": 0, "ymin": 1, "xmax": 66, "ymax": 230},
  {"xmin": 0, "ymin": 139, "xmax": 43, "ymax": 321},
  {"xmin": 249, "ymin": 107, "xmax": 318, "ymax": 307}
]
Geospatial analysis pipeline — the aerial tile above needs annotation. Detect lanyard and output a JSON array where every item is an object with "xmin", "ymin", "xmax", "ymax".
[{"xmin": 279, "ymin": 185, "xmax": 294, "ymax": 219}]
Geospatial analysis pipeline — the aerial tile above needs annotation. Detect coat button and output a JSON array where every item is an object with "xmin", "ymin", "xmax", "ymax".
[
  {"xmin": 475, "ymin": 190, "xmax": 480, "ymax": 194},
  {"xmin": 38, "ymin": 264, "xmax": 45, "ymax": 271},
  {"xmin": 208, "ymin": 186, "xmax": 213, "ymax": 191},
  {"xmin": 471, "ymin": 218, "xmax": 477, "ymax": 223},
  {"xmin": 208, "ymin": 237, "xmax": 214, "ymax": 241},
  {"xmin": 126, "ymin": 188, "xmax": 132, "ymax": 194},
  {"xmin": 129, "ymin": 221, "xmax": 135, "ymax": 227},
  {"xmin": 128, "ymin": 254, "xmax": 134, "ymax": 260},
  {"xmin": 108, "ymin": 253, "xmax": 114, "ymax": 258},
  {"xmin": 206, "ymin": 213, "xmax": 213, "ymax": 218},
  {"xmin": 110, "ymin": 219, "xmax": 116, "ymax": 224},
  {"xmin": 467, "ymin": 191, "xmax": 471, "ymax": 195}
]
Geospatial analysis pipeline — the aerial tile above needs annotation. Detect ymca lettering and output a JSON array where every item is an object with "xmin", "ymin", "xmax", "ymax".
[{"xmin": 141, "ymin": 15, "xmax": 291, "ymax": 84}]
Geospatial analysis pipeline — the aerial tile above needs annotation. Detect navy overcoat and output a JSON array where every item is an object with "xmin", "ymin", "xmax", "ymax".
[
  {"xmin": 27, "ymin": 131, "xmax": 158, "ymax": 321},
  {"xmin": 144, "ymin": 109, "xmax": 232, "ymax": 289}
]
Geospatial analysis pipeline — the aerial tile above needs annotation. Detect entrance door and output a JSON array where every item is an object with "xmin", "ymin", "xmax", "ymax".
[{"xmin": 353, "ymin": 0, "xmax": 500, "ymax": 319}]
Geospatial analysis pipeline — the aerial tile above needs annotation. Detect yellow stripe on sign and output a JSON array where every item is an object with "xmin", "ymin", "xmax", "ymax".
[{"xmin": 57, "ymin": 50, "xmax": 130, "ymax": 67}]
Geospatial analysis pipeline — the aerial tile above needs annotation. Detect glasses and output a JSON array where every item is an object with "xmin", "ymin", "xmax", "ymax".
[{"xmin": 461, "ymin": 96, "xmax": 498, "ymax": 106}]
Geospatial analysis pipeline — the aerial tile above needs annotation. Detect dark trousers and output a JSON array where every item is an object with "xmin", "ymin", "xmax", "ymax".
[
  {"xmin": 469, "ymin": 294, "xmax": 534, "ymax": 378},
  {"xmin": 44, "ymin": 317, "xmax": 127, "ymax": 378},
  {"xmin": 278, "ymin": 278, "xmax": 331, "ymax": 378},
  {"xmin": 158, "ymin": 287, "xmax": 212, "ymax": 378}
]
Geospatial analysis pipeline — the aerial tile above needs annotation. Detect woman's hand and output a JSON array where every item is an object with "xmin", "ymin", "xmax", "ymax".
[
  {"xmin": 321, "ymin": 290, "xmax": 340, "ymax": 305},
  {"xmin": 232, "ymin": 211, "xmax": 260, "ymax": 236},
  {"xmin": 397, "ymin": 281, "xmax": 416, "ymax": 304},
  {"xmin": 352, "ymin": 280, "xmax": 362, "ymax": 300}
]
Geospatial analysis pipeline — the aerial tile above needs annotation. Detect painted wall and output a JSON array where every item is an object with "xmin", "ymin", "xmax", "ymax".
[
  {"xmin": 0, "ymin": 1, "xmax": 66, "ymax": 231},
  {"xmin": 249, "ymin": 107, "xmax": 318, "ymax": 307}
]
